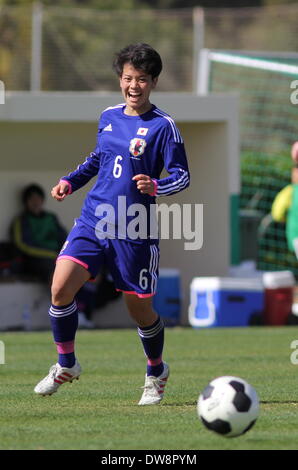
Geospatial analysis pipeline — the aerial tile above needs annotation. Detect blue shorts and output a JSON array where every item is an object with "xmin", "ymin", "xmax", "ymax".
[{"xmin": 57, "ymin": 218, "xmax": 159, "ymax": 298}]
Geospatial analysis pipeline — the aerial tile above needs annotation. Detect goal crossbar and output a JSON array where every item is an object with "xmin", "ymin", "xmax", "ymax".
[{"xmin": 209, "ymin": 51, "xmax": 298, "ymax": 76}]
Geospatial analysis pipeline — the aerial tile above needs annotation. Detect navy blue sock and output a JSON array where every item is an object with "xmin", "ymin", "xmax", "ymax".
[
  {"xmin": 138, "ymin": 316, "xmax": 164, "ymax": 377},
  {"xmin": 49, "ymin": 300, "xmax": 78, "ymax": 368}
]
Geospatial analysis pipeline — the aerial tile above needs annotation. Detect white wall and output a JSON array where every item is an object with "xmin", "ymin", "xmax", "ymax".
[{"xmin": 0, "ymin": 121, "xmax": 97, "ymax": 238}]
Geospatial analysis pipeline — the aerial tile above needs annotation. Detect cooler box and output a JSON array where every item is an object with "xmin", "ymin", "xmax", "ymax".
[
  {"xmin": 188, "ymin": 277, "xmax": 264, "ymax": 328},
  {"xmin": 153, "ymin": 268, "xmax": 181, "ymax": 326},
  {"xmin": 263, "ymin": 271, "xmax": 295, "ymax": 325}
]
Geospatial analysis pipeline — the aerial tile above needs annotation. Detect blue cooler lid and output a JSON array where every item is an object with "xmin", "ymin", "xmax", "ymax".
[{"xmin": 159, "ymin": 268, "xmax": 180, "ymax": 278}]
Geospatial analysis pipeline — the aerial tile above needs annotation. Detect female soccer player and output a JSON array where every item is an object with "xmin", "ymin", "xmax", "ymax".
[{"xmin": 34, "ymin": 43, "xmax": 190, "ymax": 405}]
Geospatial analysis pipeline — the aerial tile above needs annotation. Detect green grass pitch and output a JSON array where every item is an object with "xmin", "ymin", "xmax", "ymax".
[{"xmin": 0, "ymin": 326, "xmax": 298, "ymax": 450}]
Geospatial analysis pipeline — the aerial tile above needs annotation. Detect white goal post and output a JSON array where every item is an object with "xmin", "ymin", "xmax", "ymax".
[{"xmin": 197, "ymin": 49, "xmax": 298, "ymax": 94}]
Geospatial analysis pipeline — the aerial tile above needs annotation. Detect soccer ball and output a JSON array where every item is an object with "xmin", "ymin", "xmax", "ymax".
[{"xmin": 197, "ymin": 376, "xmax": 259, "ymax": 438}]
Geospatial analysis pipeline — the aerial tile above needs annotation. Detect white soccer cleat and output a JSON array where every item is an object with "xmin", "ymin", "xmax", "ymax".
[
  {"xmin": 34, "ymin": 360, "xmax": 82, "ymax": 396},
  {"xmin": 138, "ymin": 363, "xmax": 169, "ymax": 405}
]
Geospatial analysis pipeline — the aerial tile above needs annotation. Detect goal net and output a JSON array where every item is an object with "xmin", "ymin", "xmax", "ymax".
[{"xmin": 203, "ymin": 50, "xmax": 298, "ymax": 276}]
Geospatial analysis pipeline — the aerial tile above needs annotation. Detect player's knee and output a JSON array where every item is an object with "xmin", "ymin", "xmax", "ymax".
[
  {"xmin": 51, "ymin": 281, "xmax": 74, "ymax": 306},
  {"xmin": 125, "ymin": 296, "xmax": 158, "ymax": 326}
]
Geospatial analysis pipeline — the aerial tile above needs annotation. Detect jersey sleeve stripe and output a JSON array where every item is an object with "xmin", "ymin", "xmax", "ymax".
[
  {"xmin": 154, "ymin": 109, "xmax": 181, "ymax": 143},
  {"xmin": 153, "ymin": 109, "xmax": 184, "ymax": 144},
  {"xmin": 156, "ymin": 170, "xmax": 190, "ymax": 196},
  {"xmin": 158, "ymin": 170, "xmax": 189, "ymax": 190},
  {"xmin": 158, "ymin": 177, "xmax": 190, "ymax": 196},
  {"xmin": 157, "ymin": 177, "xmax": 189, "ymax": 196},
  {"xmin": 76, "ymin": 152, "xmax": 96, "ymax": 170},
  {"xmin": 102, "ymin": 103, "xmax": 125, "ymax": 113}
]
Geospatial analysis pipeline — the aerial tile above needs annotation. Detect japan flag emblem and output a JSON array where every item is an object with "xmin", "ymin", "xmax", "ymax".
[
  {"xmin": 137, "ymin": 127, "xmax": 149, "ymax": 136},
  {"xmin": 129, "ymin": 138, "xmax": 147, "ymax": 157}
]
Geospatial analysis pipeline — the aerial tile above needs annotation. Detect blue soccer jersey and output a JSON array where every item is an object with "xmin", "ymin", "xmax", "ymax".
[{"xmin": 61, "ymin": 103, "xmax": 190, "ymax": 240}]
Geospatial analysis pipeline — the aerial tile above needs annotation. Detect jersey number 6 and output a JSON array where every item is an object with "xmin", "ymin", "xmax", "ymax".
[
  {"xmin": 113, "ymin": 155, "xmax": 123, "ymax": 178},
  {"xmin": 139, "ymin": 268, "xmax": 149, "ymax": 290}
]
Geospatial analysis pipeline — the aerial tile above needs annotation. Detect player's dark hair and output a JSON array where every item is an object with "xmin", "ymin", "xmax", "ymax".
[
  {"xmin": 113, "ymin": 43, "xmax": 162, "ymax": 79},
  {"xmin": 22, "ymin": 183, "xmax": 45, "ymax": 205}
]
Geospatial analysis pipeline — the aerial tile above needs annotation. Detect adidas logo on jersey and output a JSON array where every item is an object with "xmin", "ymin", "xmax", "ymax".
[{"xmin": 104, "ymin": 123, "xmax": 112, "ymax": 131}]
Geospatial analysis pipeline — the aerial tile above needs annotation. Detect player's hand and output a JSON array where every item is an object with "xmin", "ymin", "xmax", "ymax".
[
  {"xmin": 132, "ymin": 174, "xmax": 155, "ymax": 195},
  {"xmin": 51, "ymin": 181, "xmax": 70, "ymax": 202}
]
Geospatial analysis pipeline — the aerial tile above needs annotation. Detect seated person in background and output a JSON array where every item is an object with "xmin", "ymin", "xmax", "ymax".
[
  {"xmin": 10, "ymin": 183, "xmax": 67, "ymax": 283},
  {"xmin": 10, "ymin": 183, "xmax": 98, "ymax": 328}
]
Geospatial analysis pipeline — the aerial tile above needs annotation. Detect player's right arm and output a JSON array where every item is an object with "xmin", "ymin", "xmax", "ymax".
[
  {"xmin": 52, "ymin": 151, "xmax": 101, "ymax": 201},
  {"xmin": 52, "ymin": 116, "xmax": 103, "ymax": 201}
]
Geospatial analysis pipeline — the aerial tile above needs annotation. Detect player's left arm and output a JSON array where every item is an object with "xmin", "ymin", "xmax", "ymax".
[
  {"xmin": 133, "ymin": 123, "xmax": 190, "ymax": 196},
  {"xmin": 154, "ymin": 141, "xmax": 190, "ymax": 197}
]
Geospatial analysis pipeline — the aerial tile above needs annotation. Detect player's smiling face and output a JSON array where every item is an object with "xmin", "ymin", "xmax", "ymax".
[{"xmin": 120, "ymin": 63, "xmax": 158, "ymax": 116}]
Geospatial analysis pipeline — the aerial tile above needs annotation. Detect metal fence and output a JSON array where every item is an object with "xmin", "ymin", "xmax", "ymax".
[
  {"xmin": 0, "ymin": 4, "xmax": 200, "ymax": 92},
  {"xmin": 0, "ymin": 3, "xmax": 298, "ymax": 92}
]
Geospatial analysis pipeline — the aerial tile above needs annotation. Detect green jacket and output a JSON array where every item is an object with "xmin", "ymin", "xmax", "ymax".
[
  {"xmin": 11, "ymin": 211, "xmax": 67, "ymax": 259},
  {"xmin": 271, "ymin": 184, "xmax": 298, "ymax": 252}
]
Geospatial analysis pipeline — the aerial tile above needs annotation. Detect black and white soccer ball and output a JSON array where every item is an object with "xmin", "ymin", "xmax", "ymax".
[{"xmin": 198, "ymin": 376, "xmax": 259, "ymax": 438}]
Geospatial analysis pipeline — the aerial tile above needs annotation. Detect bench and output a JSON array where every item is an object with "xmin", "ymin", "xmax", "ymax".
[{"xmin": 0, "ymin": 281, "xmax": 133, "ymax": 330}]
